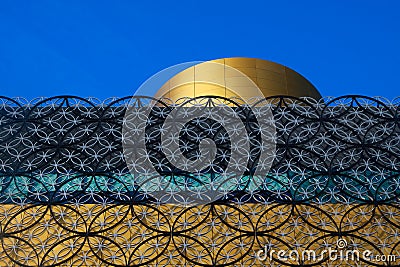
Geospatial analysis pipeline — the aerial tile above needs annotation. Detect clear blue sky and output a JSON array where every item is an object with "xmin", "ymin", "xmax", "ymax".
[{"xmin": 0, "ymin": 0, "xmax": 399, "ymax": 99}]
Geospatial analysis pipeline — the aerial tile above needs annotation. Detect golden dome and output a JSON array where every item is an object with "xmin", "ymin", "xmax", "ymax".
[{"xmin": 154, "ymin": 57, "xmax": 322, "ymax": 101}]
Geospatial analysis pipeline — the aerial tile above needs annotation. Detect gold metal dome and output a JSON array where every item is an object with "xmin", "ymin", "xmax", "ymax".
[{"xmin": 154, "ymin": 57, "xmax": 322, "ymax": 101}]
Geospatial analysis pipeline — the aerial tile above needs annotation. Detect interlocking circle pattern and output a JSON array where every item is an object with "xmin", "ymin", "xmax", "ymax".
[
  {"xmin": 122, "ymin": 61, "xmax": 276, "ymax": 206},
  {"xmin": 0, "ymin": 95, "xmax": 399, "ymax": 266}
]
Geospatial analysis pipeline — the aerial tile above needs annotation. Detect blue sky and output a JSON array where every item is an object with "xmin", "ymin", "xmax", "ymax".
[{"xmin": 0, "ymin": 0, "xmax": 399, "ymax": 99}]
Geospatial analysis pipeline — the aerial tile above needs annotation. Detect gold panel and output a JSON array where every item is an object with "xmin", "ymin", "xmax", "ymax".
[
  {"xmin": 154, "ymin": 58, "xmax": 322, "ymax": 101},
  {"xmin": 0, "ymin": 203, "xmax": 398, "ymax": 266}
]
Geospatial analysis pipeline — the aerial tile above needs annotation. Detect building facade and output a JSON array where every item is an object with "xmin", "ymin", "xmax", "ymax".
[{"xmin": 0, "ymin": 58, "xmax": 399, "ymax": 266}]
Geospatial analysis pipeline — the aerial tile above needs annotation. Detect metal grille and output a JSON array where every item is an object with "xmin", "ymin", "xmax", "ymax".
[{"xmin": 0, "ymin": 96, "xmax": 399, "ymax": 266}]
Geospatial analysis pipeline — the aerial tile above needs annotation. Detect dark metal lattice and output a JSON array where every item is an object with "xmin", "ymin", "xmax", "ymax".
[{"xmin": 0, "ymin": 95, "xmax": 399, "ymax": 266}]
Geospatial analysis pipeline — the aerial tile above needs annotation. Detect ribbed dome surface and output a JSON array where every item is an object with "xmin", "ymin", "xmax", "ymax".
[{"xmin": 154, "ymin": 57, "xmax": 322, "ymax": 100}]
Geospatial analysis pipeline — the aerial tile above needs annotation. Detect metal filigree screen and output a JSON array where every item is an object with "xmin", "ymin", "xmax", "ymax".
[{"xmin": 0, "ymin": 96, "xmax": 399, "ymax": 266}]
